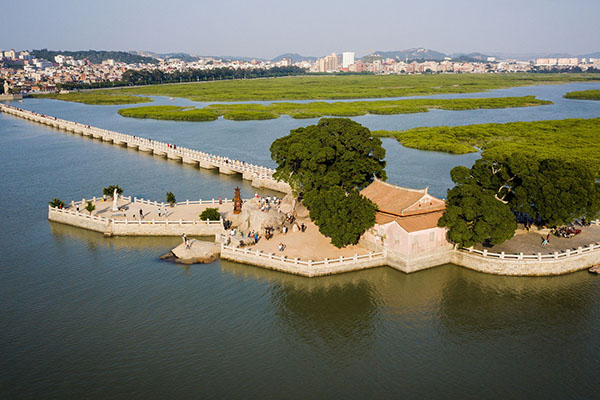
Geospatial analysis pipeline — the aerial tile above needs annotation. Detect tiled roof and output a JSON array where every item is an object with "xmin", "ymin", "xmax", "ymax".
[{"xmin": 361, "ymin": 178, "xmax": 443, "ymax": 216}]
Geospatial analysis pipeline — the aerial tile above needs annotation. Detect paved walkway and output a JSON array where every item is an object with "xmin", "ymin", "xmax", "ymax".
[
  {"xmin": 247, "ymin": 217, "xmax": 369, "ymax": 261},
  {"xmin": 68, "ymin": 197, "xmax": 233, "ymax": 221},
  {"xmin": 474, "ymin": 225, "xmax": 600, "ymax": 255}
]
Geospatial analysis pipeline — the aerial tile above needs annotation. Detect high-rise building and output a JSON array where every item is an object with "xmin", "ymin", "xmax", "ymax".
[{"xmin": 342, "ymin": 52, "xmax": 355, "ymax": 68}]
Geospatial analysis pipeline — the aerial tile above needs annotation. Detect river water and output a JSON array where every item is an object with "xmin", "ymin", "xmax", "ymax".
[{"xmin": 1, "ymin": 83, "xmax": 599, "ymax": 399}]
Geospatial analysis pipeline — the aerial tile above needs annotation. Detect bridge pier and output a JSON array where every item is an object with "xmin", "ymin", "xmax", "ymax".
[
  {"xmin": 127, "ymin": 142, "xmax": 138, "ymax": 149},
  {"xmin": 138, "ymin": 145, "xmax": 152, "ymax": 152},
  {"xmin": 167, "ymin": 152, "xmax": 182, "ymax": 161},
  {"xmin": 219, "ymin": 165, "xmax": 237, "ymax": 175},
  {"xmin": 182, "ymin": 156, "xmax": 198, "ymax": 165},
  {"xmin": 199, "ymin": 160, "xmax": 217, "ymax": 170},
  {"xmin": 102, "ymin": 136, "xmax": 113, "ymax": 143},
  {"xmin": 242, "ymin": 171, "xmax": 256, "ymax": 181},
  {"xmin": 153, "ymin": 149, "xmax": 166, "ymax": 157}
]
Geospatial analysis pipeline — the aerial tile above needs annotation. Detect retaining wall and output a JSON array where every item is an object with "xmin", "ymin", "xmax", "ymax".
[{"xmin": 221, "ymin": 245, "xmax": 386, "ymax": 277}]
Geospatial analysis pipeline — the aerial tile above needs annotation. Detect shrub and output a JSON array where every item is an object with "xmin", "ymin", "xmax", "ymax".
[{"xmin": 199, "ymin": 207, "xmax": 221, "ymax": 221}]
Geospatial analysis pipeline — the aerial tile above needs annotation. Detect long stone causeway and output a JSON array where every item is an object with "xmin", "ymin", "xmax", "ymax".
[
  {"xmin": 5, "ymin": 103, "xmax": 600, "ymax": 277},
  {"xmin": 0, "ymin": 103, "xmax": 291, "ymax": 193}
]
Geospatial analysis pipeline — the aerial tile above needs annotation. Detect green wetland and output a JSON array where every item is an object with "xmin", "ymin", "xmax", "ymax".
[
  {"xmin": 41, "ymin": 73, "xmax": 600, "ymax": 103},
  {"xmin": 374, "ymin": 117, "xmax": 600, "ymax": 168},
  {"xmin": 119, "ymin": 96, "xmax": 551, "ymax": 121},
  {"xmin": 563, "ymin": 89, "xmax": 600, "ymax": 100},
  {"xmin": 33, "ymin": 92, "xmax": 153, "ymax": 105}
]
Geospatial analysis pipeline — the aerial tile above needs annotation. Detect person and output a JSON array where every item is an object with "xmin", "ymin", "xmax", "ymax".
[
  {"xmin": 185, "ymin": 239, "xmax": 191, "ymax": 249},
  {"xmin": 546, "ymin": 233, "xmax": 550, "ymax": 244},
  {"xmin": 139, "ymin": 209, "xmax": 143, "ymax": 220},
  {"xmin": 301, "ymin": 223, "xmax": 306, "ymax": 232},
  {"xmin": 182, "ymin": 233, "xmax": 186, "ymax": 245},
  {"xmin": 158, "ymin": 208, "xmax": 161, "ymax": 217},
  {"xmin": 283, "ymin": 226, "xmax": 288, "ymax": 234}
]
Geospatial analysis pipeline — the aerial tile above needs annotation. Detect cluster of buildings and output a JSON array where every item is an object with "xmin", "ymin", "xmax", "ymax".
[
  {"xmin": 311, "ymin": 51, "xmax": 600, "ymax": 74},
  {"xmin": 1, "ymin": 47, "xmax": 599, "ymax": 94}
]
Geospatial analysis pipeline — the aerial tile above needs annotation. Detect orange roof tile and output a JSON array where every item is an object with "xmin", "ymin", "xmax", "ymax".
[{"xmin": 361, "ymin": 178, "xmax": 444, "ymax": 216}]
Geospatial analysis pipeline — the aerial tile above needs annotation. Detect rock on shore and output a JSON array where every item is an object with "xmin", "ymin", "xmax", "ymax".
[{"xmin": 160, "ymin": 240, "xmax": 221, "ymax": 264}]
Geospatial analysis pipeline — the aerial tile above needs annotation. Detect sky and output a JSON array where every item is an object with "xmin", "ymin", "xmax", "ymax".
[{"xmin": 2, "ymin": 0, "xmax": 599, "ymax": 59}]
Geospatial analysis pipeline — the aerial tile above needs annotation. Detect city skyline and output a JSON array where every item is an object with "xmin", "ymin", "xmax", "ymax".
[{"xmin": 2, "ymin": 0, "xmax": 599, "ymax": 59}]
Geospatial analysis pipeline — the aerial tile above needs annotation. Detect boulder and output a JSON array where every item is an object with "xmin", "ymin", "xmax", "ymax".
[
  {"xmin": 163, "ymin": 240, "xmax": 221, "ymax": 264},
  {"xmin": 235, "ymin": 199, "xmax": 286, "ymax": 234}
]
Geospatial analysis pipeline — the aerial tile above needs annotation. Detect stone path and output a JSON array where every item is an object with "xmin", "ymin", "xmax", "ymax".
[
  {"xmin": 248, "ymin": 218, "xmax": 370, "ymax": 261},
  {"xmin": 474, "ymin": 225, "xmax": 600, "ymax": 255},
  {"xmin": 69, "ymin": 197, "xmax": 234, "ymax": 221}
]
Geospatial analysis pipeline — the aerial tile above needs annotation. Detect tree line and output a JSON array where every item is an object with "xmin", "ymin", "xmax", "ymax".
[
  {"xmin": 56, "ymin": 66, "xmax": 307, "ymax": 90},
  {"xmin": 31, "ymin": 49, "xmax": 157, "ymax": 65}
]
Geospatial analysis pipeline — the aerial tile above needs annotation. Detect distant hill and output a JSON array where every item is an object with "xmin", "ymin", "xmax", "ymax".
[
  {"xmin": 579, "ymin": 52, "xmax": 600, "ymax": 59},
  {"xmin": 271, "ymin": 53, "xmax": 318, "ymax": 63},
  {"xmin": 367, "ymin": 48, "xmax": 447, "ymax": 61},
  {"xmin": 31, "ymin": 49, "xmax": 158, "ymax": 64},
  {"xmin": 451, "ymin": 52, "xmax": 493, "ymax": 62}
]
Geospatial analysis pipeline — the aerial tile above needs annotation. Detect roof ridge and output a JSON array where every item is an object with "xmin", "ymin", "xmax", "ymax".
[{"xmin": 373, "ymin": 177, "xmax": 428, "ymax": 194}]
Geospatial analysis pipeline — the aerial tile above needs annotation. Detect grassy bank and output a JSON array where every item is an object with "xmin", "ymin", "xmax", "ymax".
[
  {"xmin": 32, "ymin": 92, "xmax": 152, "ymax": 105},
  {"xmin": 563, "ymin": 89, "xmax": 600, "ymax": 100},
  {"xmin": 118, "ymin": 96, "xmax": 551, "ymax": 122},
  {"xmin": 105, "ymin": 73, "xmax": 600, "ymax": 102},
  {"xmin": 118, "ymin": 106, "xmax": 218, "ymax": 121},
  {"xmin": 373, "ymin": 118, "xmax": 600, "ymax": 168}
]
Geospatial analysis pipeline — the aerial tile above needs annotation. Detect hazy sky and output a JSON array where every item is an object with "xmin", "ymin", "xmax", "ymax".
[{"xmin": 2, "ymin": 0, "xmax": 599, "ymax": 58}]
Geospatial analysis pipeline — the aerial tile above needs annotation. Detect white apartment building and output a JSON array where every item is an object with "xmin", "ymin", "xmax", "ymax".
[{"xmin": 342, "ymin": 52, "xmax": 355, "ymax": 68}]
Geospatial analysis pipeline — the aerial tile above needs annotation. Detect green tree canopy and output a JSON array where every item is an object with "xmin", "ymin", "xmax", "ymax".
[
  {"xmin": 270, "ymin": 118, "xmax": 386, "ymax": 248},
  {"xmin": 85, "ymin": 201, "xmax": 96, "ymax": 215},
  {"xmin": 440, "ymin": 154, "xmax": 600, "ymax": 247},
  {"xmin": 199, "ymin": 207, "xmax": 221, "ymax": 221},
  {"xmin": 103, "ymin": 185, "xmax": 123, "ymax": 197},
  {"xmin": 438, "ymin": 183, "xmax": 517, "ymax": 248},
  {"xmin": 48, "ymin": 198, "xmax": 65, "ymax": 208},
  {"xmin": 270, "ymin": 118, "xmax": 386, "ymax": 193},
  {"xmin": 304, "ymin": 187, "xmax": 377, "ymax": 248},
  {"xmin": 166, "ymin": 191, "xmax": 176, "ymax": 206}
]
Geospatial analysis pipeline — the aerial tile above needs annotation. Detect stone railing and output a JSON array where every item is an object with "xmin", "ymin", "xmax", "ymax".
[
  {"xmin": 220, "ymin": 243, "xmax": 385, "ymax": 277},
  {"xmin": 0, "ymin": 104, "xmax": 277, "ymax": 178},
  {"xmin": 462, "ymin": 239, "xmax": 600, "ymax": 262}
]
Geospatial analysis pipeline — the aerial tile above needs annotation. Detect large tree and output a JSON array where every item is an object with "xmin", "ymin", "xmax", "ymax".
[
  {"xmin": 270, "ymin": 118, "xmax": 386, "ymax": 193},
  {"xmin": 438, "ymin": 183, "xmax": 517, "ymax": 248},
  {"xmin": 270, "ymin": 118, "xmax": 386, "ymax": 247},
  {"xmin": 440, "ymin": 154, "xmax": 600, "ymax": 247}
]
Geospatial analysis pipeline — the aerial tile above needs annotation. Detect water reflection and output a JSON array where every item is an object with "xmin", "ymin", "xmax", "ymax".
[
  {"xmin": 437, "ymin": 266, "xmax": 598, "ymax": 336},
  {"xmin": 221, "ymin": 260, "xmax": 383, "ymax": 358}
]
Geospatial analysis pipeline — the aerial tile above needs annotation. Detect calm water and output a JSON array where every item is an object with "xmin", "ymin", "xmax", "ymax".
[{"xmin": 1, "ymin": 83, "xmax": 600, "ymax": 399}]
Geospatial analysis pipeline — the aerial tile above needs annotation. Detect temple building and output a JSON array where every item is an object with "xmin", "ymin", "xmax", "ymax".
[{"xmin": 360, "ymin": 178, "xmax": 453, "ymax": 271}]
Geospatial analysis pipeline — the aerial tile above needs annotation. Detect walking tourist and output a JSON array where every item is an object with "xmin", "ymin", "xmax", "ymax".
[{"xmin": 181, "ymin": 233, "xmax": 186, "ymax": 245}]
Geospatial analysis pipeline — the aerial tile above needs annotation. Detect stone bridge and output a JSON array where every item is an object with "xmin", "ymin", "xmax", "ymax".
[{"xmin": 0, "ymin": 104, "xmax": 291, "ymax": 193}]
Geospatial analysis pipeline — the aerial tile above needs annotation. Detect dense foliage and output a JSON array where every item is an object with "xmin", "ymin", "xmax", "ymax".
[
  {"xmin": 54, "ymin": 66, "xmax": 306, "ymax": 91},
  {"xmin": 270, "ymin": 118, "xmax": 386, "ymax": 247},
  {"xmin": 438, "ymin": 183, "xmax": 518, "ymax": 248},
  {"xmin": 118, "ymin": 106, "xmax": 218, "ymax": 121},
  {"xmin": 373, "ymin": 118, "xmax": 600, "ymax": 169},
  {"xmin": 48, "ymin": 198, "xmax": 65, "ymax": 208},
  {"xmin": 117, "ymin": 96, "xmax": 550, "ymax": 121},
  {"xmin": 85, "ymin": 201, "xmax": 96, "ymax": 215},
  {"xmin": 199, "ymin": 208, "xmax": 221, "ymax": 221},
  {"xmin": 304, "ymin": 187, "xmax": 377, "ymax": 248},
  {"xmin": 108, "ymin": 73, "xmax": 600, "ymax": 102},
  {"xmin": 103, "ymin": 185, "xmax": 123, "ymax": 197},
  {"xmin": 34, "ymin": 92, "xmax": 152, "ymax": 105},
  {"xmin": 166, "ymin": 192, "xmax": 176, "ymax": 206},
  {"xmin": 31, "ymin": 49, "xmax": 157, "ymax": 65},
  {"xmin": 439, "ymin": 154, "xmax": 600, "ymax": 247},
  {"xmin": 563, "ymin": 89, "xmax": 600, "ymax": 100}
]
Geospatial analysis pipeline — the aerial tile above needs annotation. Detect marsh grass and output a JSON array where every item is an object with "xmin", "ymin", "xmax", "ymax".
[{"xmin": 374, "ymin": 118, "xmax": 600, "ymax": 169}]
